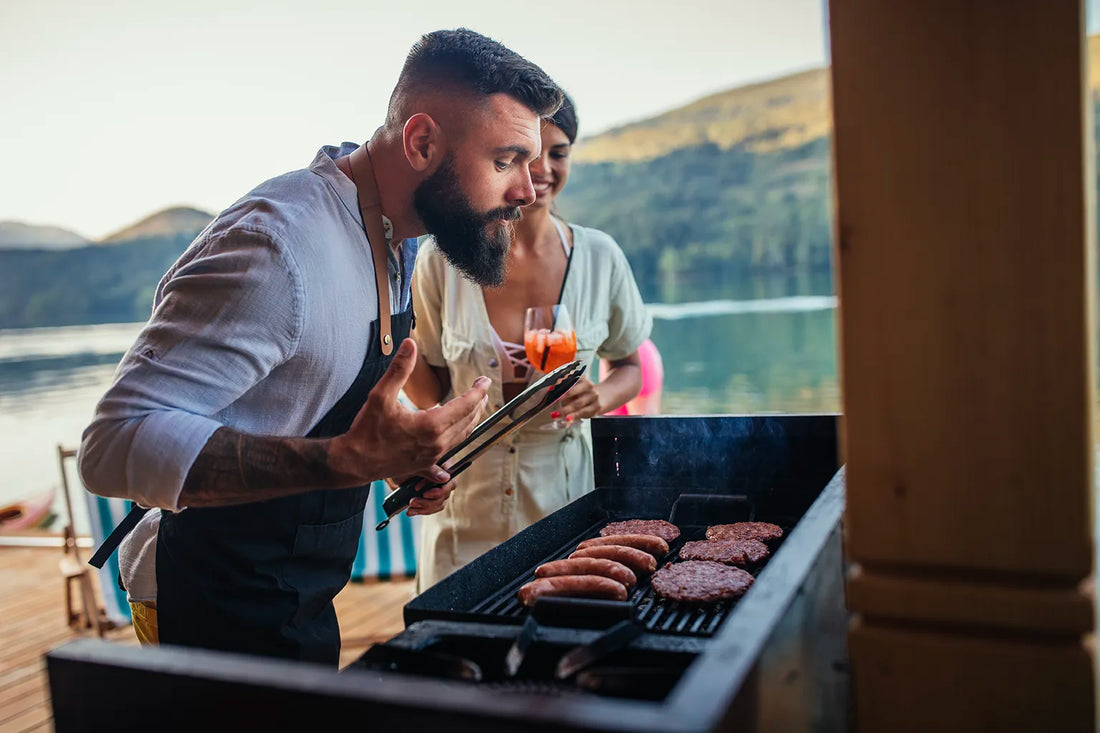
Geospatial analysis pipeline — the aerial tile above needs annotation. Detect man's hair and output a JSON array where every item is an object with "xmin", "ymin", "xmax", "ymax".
[
  {"xmin": 387, "ymin": 28, "xmax": 562, "ymax": 127},
  {"xmin": 549, "ymin": 91, "xmax": 578, "ymax": 144}
]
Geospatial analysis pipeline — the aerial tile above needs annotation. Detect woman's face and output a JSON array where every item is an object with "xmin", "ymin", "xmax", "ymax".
[{"xmin": 528, "ymin": 122, "xmax": 572, "ymax": 210}]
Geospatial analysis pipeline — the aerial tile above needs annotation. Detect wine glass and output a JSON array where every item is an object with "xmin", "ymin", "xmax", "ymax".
[{"xmin": 524, "ymin": 304, "xmax": 577, "ymax": 429}]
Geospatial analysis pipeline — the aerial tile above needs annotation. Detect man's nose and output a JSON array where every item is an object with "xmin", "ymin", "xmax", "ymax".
[{"xmin": 511, "ymin": 170, "xmax": 536, "ymax": 207}]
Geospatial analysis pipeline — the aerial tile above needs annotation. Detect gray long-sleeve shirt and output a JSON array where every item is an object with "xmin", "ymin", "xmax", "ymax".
[{"xmin": 79, "ymin": 143, "xmax": 414, "ymax": 513}]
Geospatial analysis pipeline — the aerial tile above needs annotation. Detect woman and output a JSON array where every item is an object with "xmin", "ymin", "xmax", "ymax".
[{"xmin": 407, "ymin": 93, "xmax": 652, "ymax": 590}]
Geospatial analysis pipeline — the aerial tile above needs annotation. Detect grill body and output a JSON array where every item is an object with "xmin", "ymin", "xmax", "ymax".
[{"xmin": 47, "ymin": 415, "xmax": 849, "ymax": 732}]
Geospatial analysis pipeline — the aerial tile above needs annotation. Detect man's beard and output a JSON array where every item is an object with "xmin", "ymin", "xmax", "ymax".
[{"xmin": 413, "ymin": 156, "xmax": 518, "ymax": 287}]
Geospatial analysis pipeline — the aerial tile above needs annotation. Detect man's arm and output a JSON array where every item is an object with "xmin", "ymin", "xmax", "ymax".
[
  {"xmin": 178, "ymin": 339, "xmax": 489, "ymax": 508},
  {"xmin": 79, "ymin": 228, "xmax": 301, "ymax": 510},
  {"xmin": 179, "ymin": 429, "xmax": 334, "ymax": 506}
]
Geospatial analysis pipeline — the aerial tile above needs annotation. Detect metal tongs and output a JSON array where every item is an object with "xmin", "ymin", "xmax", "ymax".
[{"xmin": 376, "ymin": 360, "xmax": 587, "ymax": 530}]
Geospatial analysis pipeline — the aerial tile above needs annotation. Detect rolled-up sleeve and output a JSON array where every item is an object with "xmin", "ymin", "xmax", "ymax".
[
  {"xmin": 78, "ymin": 226, "xmax": 302, "ymax": 510},
  {"xmin": 599, "ymin": 242, "xmax": 652, "ymax": 361}
]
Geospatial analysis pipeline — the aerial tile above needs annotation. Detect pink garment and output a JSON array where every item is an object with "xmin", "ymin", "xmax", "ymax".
[{"xmin": 604, "ymin": 338, "xmax": 663, "ymax": 416}]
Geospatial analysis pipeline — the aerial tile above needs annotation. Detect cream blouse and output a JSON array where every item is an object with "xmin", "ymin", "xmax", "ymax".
[{"xmin": 411, "ymin": 222, "xmax": 652, "ymax": 589}]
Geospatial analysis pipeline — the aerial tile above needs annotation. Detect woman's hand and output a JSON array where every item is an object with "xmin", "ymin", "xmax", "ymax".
[
  {"xmin": 550, "ymin": 376, "xmax": 603, "ymax": 422},
  {"xmin": 384, "ymin": 474, "xmax": 457, "ymax": 517}
]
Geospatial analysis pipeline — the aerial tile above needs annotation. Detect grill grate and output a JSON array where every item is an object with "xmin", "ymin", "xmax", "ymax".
[{"xmin": 471, "ymin": 523, "xmax": 787, "ymax": 637}]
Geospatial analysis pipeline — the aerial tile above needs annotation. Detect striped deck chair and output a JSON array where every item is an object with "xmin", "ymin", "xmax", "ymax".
[
  {"xmin": 352, "ymin": 480, "xmax": 421, "ymax": 581},
  {"xmin": 82, "ymin": 493, "xmax": 134, "ymax": 627}
]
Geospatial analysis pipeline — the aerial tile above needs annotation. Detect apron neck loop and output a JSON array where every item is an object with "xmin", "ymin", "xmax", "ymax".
[{"xmin": 346, "ymin": 143, "xmax": 394, "ymax": 356}]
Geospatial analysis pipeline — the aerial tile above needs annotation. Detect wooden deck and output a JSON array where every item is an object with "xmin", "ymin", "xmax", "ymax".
[{"xmin": 0, "ymin": 545, "xmax": 414, "ymax": 732}]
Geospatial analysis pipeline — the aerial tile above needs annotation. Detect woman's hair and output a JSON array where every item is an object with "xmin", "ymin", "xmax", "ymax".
[{"xmin": 549, "ymin": 91, "xmax": 578, "ymax": 143}]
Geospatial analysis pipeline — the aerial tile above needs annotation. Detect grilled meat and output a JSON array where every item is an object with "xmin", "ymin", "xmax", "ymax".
[
  {"xmin": 576, "ymin": 533, "xmax": 669, "ymax": 557},
  {"xmin": 678, "ymin": 539, "xmax": 769, "ymax": 566},
  {"xmin": 570, "ymin": 545, "xmax": 658, "ymax": 575},
  {"xmin": 517, "ymin": 575, "xmax": 629, "ymax": 606},
  {"xmin": 600, "ymin": 519, "xmax": 681, "ymax": 543},
  {"xmin": 651, "ymin": 560, "xmax": 754, "ymax": 603},
  {"xmin": 534, "ymin": 557, "xmax": 637, "ymax": 589},
  {"xmin": 705, "ymin": 522, "xmax": 783, "ymax": 544}
]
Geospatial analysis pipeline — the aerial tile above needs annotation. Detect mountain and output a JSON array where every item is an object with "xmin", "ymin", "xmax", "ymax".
[
  {"xmin": 0, "ymin": 207, "xmax": 212, "ymax": 329},
  {"xmin": 0, "ymin": 221, "xmax": 90, "ymax": 250},
  {"xmin": 574, "ymin": 68, "xmax": 830, "ymax": 165},
  {"xmin": 100, "ymin": 206, "xmax": 214, "ymax": 244},
  {"xmin": 561, "ymin": 67, "xmax": 835, "ymax": 289}
]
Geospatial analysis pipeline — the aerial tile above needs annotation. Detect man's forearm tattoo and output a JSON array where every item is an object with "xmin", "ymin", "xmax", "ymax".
[{"xmin": 180, "ymin": 427, "xmax": 336, "ymax": 507}]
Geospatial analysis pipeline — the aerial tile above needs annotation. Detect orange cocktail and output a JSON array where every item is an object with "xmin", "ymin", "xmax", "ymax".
[{"xmin": 524, "ymin": 328, "xmax": 577, "ymax": 372}]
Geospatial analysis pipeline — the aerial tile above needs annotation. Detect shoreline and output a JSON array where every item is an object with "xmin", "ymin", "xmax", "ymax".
[{"xmin": 0, "ymin": 527, "xmax": 93, "ymax": 547}]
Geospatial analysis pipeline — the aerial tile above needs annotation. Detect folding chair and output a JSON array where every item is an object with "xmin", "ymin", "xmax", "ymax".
[{"xmin": 56, "ymin": 445, "xmax": 123, "ymax": 634}]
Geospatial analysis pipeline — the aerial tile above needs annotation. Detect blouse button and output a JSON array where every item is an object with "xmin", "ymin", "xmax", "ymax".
[
  {"xmin": 504, "ymin": 487, "xmax": 515, "ymax": 496},
  {"xmin": 488, "ymin": 358, "xmax": 499, "ymax": 368}
]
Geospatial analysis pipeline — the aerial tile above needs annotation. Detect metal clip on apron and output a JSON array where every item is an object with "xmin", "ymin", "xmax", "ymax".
[{"xmin": 90, "ymin": 144, "xmax": 404, "ymax": 665}]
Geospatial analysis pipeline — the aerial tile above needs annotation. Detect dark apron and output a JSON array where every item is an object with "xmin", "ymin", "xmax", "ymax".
[{"xmin": 156, "ymin": 306, "xmax": 412, "ymax": 666}]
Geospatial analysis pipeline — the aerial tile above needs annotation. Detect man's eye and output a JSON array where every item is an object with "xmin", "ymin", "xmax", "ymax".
[
  {"xmin": 550, "ymin": 152, "xmax": 568, "ymax": 160},
  {"xmin": 495, "ymin": 160, "xmax": 511, "ymax": 171}
]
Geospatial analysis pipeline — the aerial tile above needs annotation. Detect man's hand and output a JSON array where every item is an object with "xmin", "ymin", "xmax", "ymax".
[
  {"xmin": 329, "ymin": 338, "xmax": 490, "ymax": 487},
  {"xmin": 550, "ymin": 376, "xmax": 603, "ymax": 422}
]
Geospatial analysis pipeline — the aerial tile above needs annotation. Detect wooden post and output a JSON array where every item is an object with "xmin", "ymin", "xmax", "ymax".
[{"xmin": 829, "ymin": 1, "xmax": 1096, "ymax": 729}]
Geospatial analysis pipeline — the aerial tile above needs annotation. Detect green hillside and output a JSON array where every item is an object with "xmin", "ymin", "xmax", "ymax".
[
  {"xmin": 0, "ymin": 232, "xmax": 194, "ymax": 328},
  {"xmin": 560, "ymin": 134, "xmax": 832, "ymax": 289}
]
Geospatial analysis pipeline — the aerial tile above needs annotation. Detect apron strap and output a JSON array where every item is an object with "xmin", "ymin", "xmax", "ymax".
[
  {"xmin": 346, "ymin": 144, "xmax": 394, "ymax": 356},
  {"xmin": 88, "ymin": 504, "xmax": 149, "ymax": 569}
]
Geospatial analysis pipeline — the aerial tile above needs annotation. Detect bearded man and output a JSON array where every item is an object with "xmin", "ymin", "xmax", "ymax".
[{"xmin": 78, "ymin": 28, "xmax": 561, "ymax": 665}]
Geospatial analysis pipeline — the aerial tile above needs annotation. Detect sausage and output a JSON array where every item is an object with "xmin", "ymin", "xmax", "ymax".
[
  {"xmin": 576, "ymin": 533, "xmax": 669, "ymax": 557},
  {"xmin": 569, "ymin": 545, "xmax": 658, "ymax": 576},
  {"xmin": 517, "ymin": 575, "xmax": 628, "ymax": 607},
  {"xmin": 534, "ymin": 557, "xmax": 637, "ymax": 588}
]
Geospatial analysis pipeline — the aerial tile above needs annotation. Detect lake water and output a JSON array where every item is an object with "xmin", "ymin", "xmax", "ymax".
[{"xmin": 0, "ymin": 273, "xmax": 840, "ymax": 532}]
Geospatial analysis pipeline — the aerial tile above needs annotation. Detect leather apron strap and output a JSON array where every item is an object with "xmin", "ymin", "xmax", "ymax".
[{"xmin": 346, "ymin": 144, "xmax": 394, "ymax": 356}]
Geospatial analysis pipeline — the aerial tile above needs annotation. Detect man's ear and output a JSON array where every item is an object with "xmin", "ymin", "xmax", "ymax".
[{"xmin": 402, "ymin": 113, "xmax": 441, "ymax": 173}]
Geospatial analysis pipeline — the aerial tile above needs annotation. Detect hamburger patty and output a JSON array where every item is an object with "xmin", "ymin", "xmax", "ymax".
[
  {"xmin": 600, "ymin": 519, "xmax": 681, "ymax": 543},
  {"xmin": 651, "ymin": 561, "xmax": 754, "ymax": 602},
  {"xmin": 705, "ymin": 522, "xmax": 783, "ymax": 544},
  {"xmin": 678, "ymin": 538, "xmax": 770, "ymax": 565}
]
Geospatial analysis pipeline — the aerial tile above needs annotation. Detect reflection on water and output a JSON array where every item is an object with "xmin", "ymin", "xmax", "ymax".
[
  {"xmin": 638, "ymin": 268, "xmax": 835, "ymax": 305},
  {"xmin": 0, "ymin": 322, "xmax": 144, "ymax": 531},
  {"xmin": 0, "ymin": 274, "xmax": 842, "ymax": 528},
  {"xmin": 655, "ymin": 301, "xmax": 838, "ymax": 415},
  {"xmin": 648, "ymin": 295, "xmax": 837, "ymax": 320}
]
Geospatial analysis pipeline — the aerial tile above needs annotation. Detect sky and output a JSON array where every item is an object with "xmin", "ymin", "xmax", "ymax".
[{"xmin": 0, "ymin": 0, "xmax": 829, "ymax": 240}]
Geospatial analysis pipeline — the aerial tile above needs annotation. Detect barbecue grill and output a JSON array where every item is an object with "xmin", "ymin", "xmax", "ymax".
[{"xmin": 47, "ymin": 414, "xmax": 848, "ymax": 732}]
